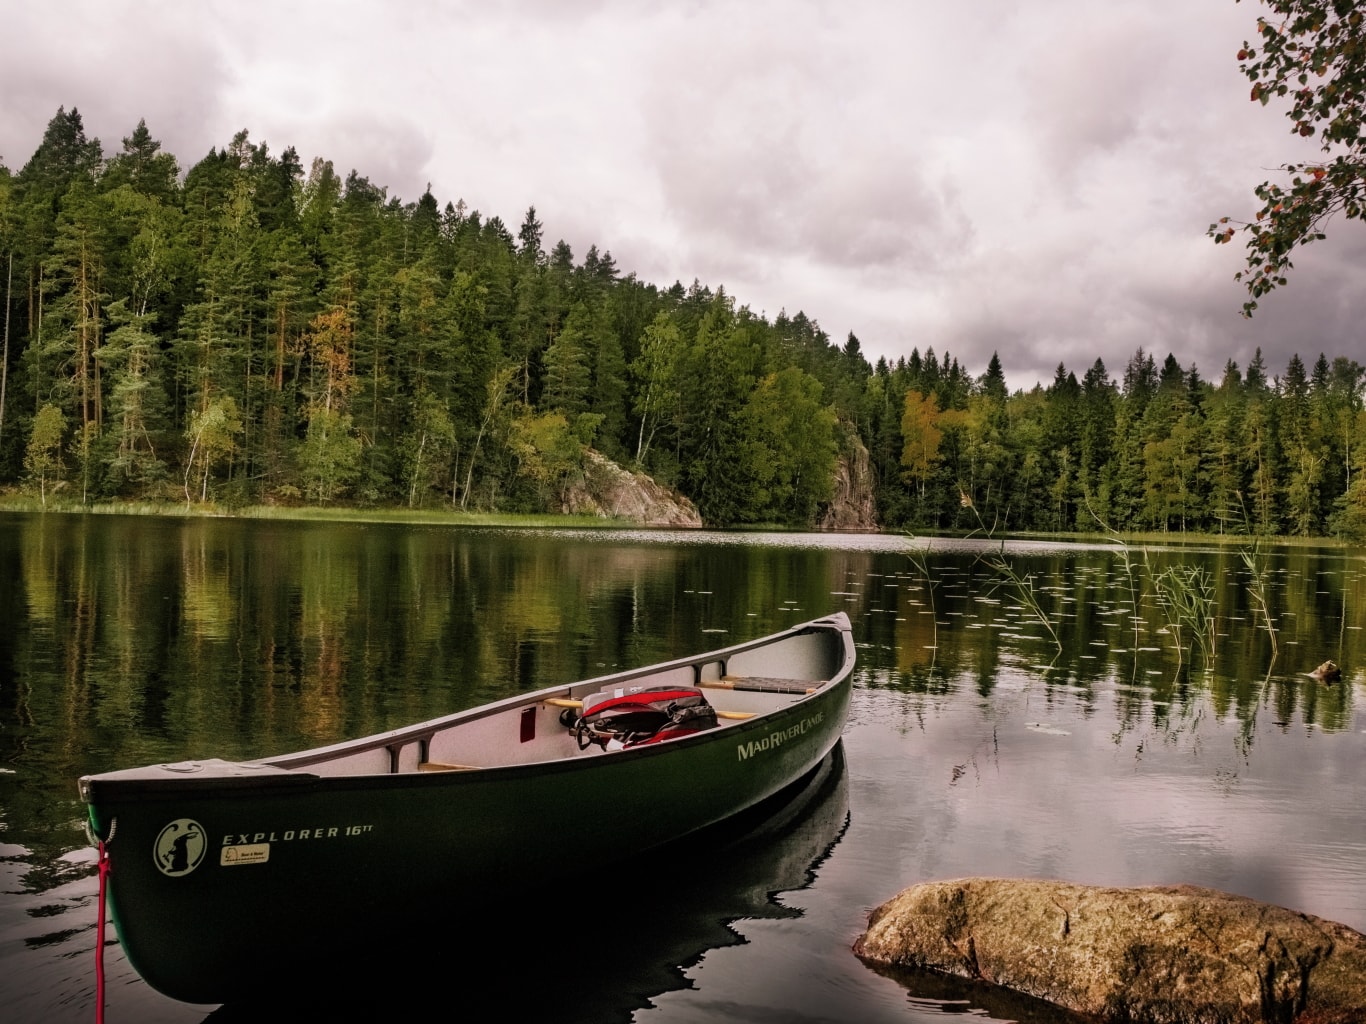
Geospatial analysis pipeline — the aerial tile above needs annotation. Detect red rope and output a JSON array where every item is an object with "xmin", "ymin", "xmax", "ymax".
[{"xmin": 95, "ymin": 839, "xmax": 110, "ymax": 1024}]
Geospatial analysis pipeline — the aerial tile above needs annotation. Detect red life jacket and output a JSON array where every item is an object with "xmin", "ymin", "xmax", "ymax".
[{"xmin": 572, "ymin": 686, "xmax": 719, "ymax": 749}]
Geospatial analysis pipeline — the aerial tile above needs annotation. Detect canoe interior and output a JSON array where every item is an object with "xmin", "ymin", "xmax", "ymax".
[{"xmin": 252, "ymin": 616, "xmax": 847, "ymax": 778}]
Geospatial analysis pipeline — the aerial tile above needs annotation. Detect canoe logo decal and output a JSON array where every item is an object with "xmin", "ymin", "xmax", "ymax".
[
  {"xmin": 154, "ymin": 818, "xmax": 207, "ymax": 877},
  {"xmin": 736, "ymin": 712, "xmax": 825, "ymax": 761}
]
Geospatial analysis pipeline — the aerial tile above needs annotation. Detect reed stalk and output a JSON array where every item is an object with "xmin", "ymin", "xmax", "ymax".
[
  {"xmin": 903, "ymin": 537, "xmax": 938, "ymax": 653},
  {"xmin": 1148, "ymin": 559, "xmax": 1217, "ymax": 670},
  {"xmin": 1233, "ymin": 493, "xmax": 1279, "ymax": 674},
  {"xmin": 1240, "ymin": 537, "xmax": 1279, "ymax": 665},
  {"xmin": 962, "ymin": 493, "xmax": 1062, "ymax": 657},
  {"xmin": 1088, "ymin": 501, "xmax": 1217, "ymax": 670},
  {"xmin": 1086, "ymin": 502, "xmax": 1145, "ymax": 657}
]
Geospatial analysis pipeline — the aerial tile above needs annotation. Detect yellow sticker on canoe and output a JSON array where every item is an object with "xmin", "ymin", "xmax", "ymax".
[{"xmin": 220, "ymin": 843, "xmax": 270, "ymax": 866}]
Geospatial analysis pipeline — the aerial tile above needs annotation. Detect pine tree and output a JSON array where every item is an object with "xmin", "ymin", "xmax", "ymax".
[
  {"xmin": 541, "ymin": 301, "xmax": 594, "ymax": 417},
  {"xmin": 98, "ymin": 299, "xmax": 167, "ymax": 491},
  {"xmin": 1202, "ymin": 361, "xmax": 1247, "ymax": 532},
  {"xmin": 676, "ymin": 294, "xmax": 757, "ymax": 526},
  {"xmin": 102, "ymin": 119, "xmax": 179, "ymax": 201},
  {"xmin": 1043, "ymin": 365, "xmax": 1081, "ymax": 529},
  {"xmin": 1078, "ymin": 359, "xmax": 1116, "ymax": 525},
  {"xmin": 42, "ymin": 178, "xmax": 108, "ymax": 442},
  {"xmin": 588, "ymin": 301, "xmax": 628, "ymax": 459},
  {"xmin": 738, "ymin": 367, "xmax": 838, "ymax": 524},
  {"xmin": 1281, "ymin": 353, "xmax": 1321, "ymax": 534},
  {"xmin": 1242, "ymin": 360, "xmax": 1280, "ymax": 534},
  {"xmin": 15, "ymin": 108, "xmax": 103, "ymax": 426}
]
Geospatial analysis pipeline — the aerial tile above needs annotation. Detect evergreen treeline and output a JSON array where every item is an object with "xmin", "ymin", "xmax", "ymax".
[{"xmin": 1, "ymin": 108, "xmax": 1364, "ymax": 537}]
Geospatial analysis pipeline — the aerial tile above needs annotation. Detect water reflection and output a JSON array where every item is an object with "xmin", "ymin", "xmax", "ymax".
[
  {"xmin": 205, "ymin": 745, "xmax": 852, "ymax": 1023},
  {"xmin": 853, "ymin": 543, "xmax": 1362, "ymax": 737},
  {"xmin": 0, "ymin": 512, "xmax": 1362, "ymax": 1023}
]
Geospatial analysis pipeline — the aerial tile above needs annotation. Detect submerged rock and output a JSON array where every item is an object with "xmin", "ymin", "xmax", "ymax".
[{"xmin": 854, "ymin": 878, "xmax": 1366, "ymax": 1024}]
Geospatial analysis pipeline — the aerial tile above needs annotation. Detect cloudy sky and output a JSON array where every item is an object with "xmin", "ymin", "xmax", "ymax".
[{"xmin": 3, "ymin": 0, "xmax": 1362, "ymax": 392}]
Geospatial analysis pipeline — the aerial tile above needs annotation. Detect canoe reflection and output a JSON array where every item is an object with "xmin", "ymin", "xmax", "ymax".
[{"xmin": 205, "ymin": 742, "xmax": 850, "ymax": 1023}]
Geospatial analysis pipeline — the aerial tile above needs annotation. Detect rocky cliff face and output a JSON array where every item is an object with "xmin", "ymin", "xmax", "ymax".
[
  {"xmin": 560, "ymin": 450, "xmax": 702, "ymax": 528},
  {"xmin": 562, "ymin": 434, "xmax": 877, "ymax": 533},
  {"xmin": 819, "ymin": 423, "xmax": 878, "ymax": 532}
]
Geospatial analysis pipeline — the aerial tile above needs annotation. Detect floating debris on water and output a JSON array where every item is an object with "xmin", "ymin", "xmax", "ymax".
[{"xmin": 1026, "ymin": 723, "xmax": 1071, "ymax": 736}]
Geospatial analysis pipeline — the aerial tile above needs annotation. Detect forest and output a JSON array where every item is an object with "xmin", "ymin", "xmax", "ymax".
[{"xmin": 1, "ymin": 108, "xmax": 1365, "ymax": 538}]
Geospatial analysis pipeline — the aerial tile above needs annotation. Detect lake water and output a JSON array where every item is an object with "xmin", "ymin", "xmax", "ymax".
[{"xmin": 1, "ymin": 512, "xmax": 1363, "ymax": 1022}]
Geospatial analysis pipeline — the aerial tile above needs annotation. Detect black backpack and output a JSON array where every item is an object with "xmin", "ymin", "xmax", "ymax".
[{"xmin": 572, "ymin": 685, "xmax": 719, "ymax": 750}]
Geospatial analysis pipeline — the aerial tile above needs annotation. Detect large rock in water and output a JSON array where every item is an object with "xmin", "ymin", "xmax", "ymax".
[
  {"xmin": 854, "ymin": 878, "xmax": 1366, "ymax": 1024},
  {"xmin": 560, "ymin": 450, "xmax": 702, "ymax": 527}
]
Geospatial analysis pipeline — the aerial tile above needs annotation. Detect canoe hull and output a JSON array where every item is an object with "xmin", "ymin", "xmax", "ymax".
[{"xmin": 80, "ymin": 614, "xmax": 854, "ymax": 1004}]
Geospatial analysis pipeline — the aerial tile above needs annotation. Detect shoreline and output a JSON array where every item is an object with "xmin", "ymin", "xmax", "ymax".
[{"xmin": 0, "ymin": 498, "xmax": 1356, "ymax": 549}]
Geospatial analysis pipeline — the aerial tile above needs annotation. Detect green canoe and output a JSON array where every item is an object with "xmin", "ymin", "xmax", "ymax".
[{"xmin": 79, "ymin": 612, "xmax": 855, "ymax": 1004}]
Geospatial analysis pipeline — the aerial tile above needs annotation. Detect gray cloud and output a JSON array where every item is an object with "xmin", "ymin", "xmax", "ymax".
[
  {"xmin": 2, "ymin": 0, "xmax": 1361, "ymax": 393},
  {"xmin": 1, "ymin": 2, "xmax": 228, "ymax": 170}
]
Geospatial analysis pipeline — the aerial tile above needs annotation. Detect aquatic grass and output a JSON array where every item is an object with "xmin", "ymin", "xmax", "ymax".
[
  {"xmin": 902, "ymin": 535, "xmax": 939, "ymax": 656},
  {"xmin": 961, "ymin": 493, "xmax": 1063, "ymax": 659},
  {"xmin": 1084, "ymin": 502, "xmax": 1221, "ymax": 674},
  {"xmin": 1239, "ymin": 536, "xmax": 1279, "ymax": 669},
  {"xmin": 1148, "ymin": 560, "xmax": 1217, "ymax": 671},
  {"xmin": 1229, "ymin": 494, "xmax": 1279, "ymax": 678},
  {"xmin": 1083, "ymin": 502, "xmax": 1151, "ymax": 656}
]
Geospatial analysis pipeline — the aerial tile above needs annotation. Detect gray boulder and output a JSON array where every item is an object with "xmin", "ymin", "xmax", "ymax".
[
  {"xmin": 854, "ymin": 878, "xmax": 1366, "ymax": 1024},
  {"xmin": 560, "ymin": 450, "xmax": 701, "ymax": 527}
]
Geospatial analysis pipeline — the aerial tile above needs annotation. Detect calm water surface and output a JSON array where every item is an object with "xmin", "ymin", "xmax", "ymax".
[{"xmin": 1, "ymin": 513, "xmax": 1363, "ymax": 1022}]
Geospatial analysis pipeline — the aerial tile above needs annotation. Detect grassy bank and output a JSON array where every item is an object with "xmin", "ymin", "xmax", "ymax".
[{"xmin": 0, "ymin": 495, "xmax": 638, "ymax": 530}]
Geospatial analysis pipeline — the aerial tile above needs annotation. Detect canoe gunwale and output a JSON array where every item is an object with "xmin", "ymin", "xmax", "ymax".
[
  {"xmin": 267, "ymin": 612, "xmax": 850, "ymax": 773},
  {"xmin": 79, "ymin": 612, "xmax": 855, "ymax": 797}
]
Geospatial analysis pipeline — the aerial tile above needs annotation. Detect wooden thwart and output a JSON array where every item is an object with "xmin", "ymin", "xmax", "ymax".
[
  {"xmin": 418, "ymin": 762, "xmax": 479, "ymax": 772},
  {"xmin": 702, "ymin": 675, "xmax": 820, "ymax": 695}
]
